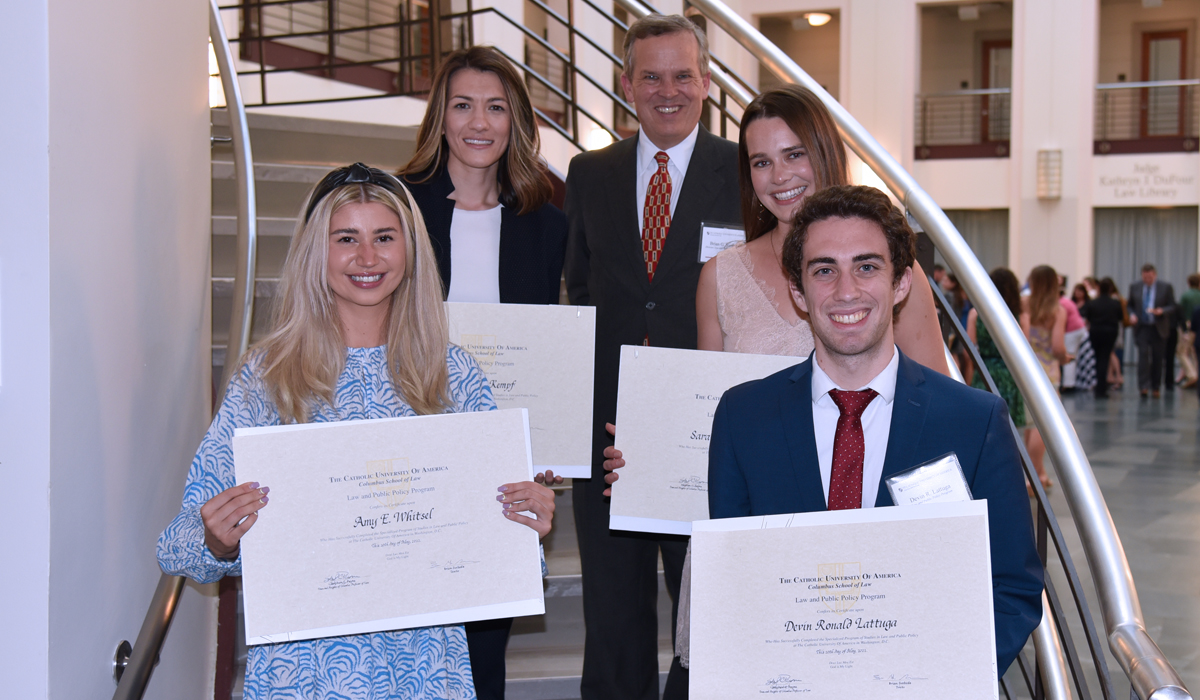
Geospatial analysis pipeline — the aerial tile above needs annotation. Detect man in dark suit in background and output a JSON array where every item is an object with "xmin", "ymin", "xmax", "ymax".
[
  {"xmin": 1128, "ymin": 263, "xmax": 1176, "ymax": 398},
  {"xmin": 708, "ymin": 186, "xmax": 1043, "ymax": 675},
  {"xmin": 563, "ymin": 13, "xmax": 740, "ymax": 700}
]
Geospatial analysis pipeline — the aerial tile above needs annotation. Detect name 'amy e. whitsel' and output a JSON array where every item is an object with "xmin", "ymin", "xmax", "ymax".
[{"xmin": 353, "ymin": 509, "xmax": 436, "ymax": 529}]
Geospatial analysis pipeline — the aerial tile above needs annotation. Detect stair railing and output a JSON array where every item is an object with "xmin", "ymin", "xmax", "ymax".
[
  {"xmin": 211, "ymin": 0, "xmax": 259, "ymax": 404},
  {"xmin": 111, "ymin": 4, "xmax": 259, "ymax": 699},
  {"xmin": 683, "ymin": 1, "xmax": 1190, "ymax": 697}
]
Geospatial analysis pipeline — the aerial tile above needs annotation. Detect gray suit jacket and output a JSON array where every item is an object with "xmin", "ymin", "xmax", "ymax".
[
  {"xmin": 564, "ymin": 128, "xmax": 740, "ymax": 475},
  {"xmin": 1128, "ymin": 280, "xmax": 1176, "ymax": 339}
]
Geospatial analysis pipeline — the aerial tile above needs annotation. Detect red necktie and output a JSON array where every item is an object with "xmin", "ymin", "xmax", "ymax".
[
  {"xmin": 827, "ymin": 388, "xmax": 879, "ymax": 510},
  {"xmin": 642, "ymin": 151, "xmax": 671, "ymax": 281}
]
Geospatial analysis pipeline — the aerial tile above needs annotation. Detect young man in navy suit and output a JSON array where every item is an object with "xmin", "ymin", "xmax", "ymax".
[{"xmin": 707, "ymin": 185, "xmax": 1043, "ymax": 675}]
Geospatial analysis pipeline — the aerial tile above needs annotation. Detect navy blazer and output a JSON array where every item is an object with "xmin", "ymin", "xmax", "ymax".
[
  {"xmin": 403, "ymin": 167, "xmax": 567, "ymax": 304},
  {"xmin": 708, "ymin": 351, "xmax": 1045, "ymax": 675}
]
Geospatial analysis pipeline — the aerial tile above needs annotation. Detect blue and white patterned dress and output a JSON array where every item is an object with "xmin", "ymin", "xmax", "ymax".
[{"xmin": 158, "ymin": 344, "xmax": 493, "ymax": 700}]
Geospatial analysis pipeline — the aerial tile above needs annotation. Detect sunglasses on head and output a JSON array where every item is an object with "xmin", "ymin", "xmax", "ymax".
[{"xmin": 305, "ymin": 162, "xmax": 406, "ymax": 223}]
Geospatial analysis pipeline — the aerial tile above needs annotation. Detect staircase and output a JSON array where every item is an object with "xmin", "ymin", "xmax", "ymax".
[{"xmin": 209, "ymin": 108, "xmax": 655, "ymax": 700}]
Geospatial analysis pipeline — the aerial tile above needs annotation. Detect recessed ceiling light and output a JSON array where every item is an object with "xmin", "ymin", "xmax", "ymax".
[{"xmin": 804, "ymin": 12, "xmax": 832, "ymax": 27}]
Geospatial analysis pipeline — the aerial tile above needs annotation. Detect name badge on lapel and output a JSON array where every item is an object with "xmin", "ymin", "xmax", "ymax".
[
  {"xmin": 698, "ymin": 221, "xmax": 746, "ymax": 263},
  {"xmin": 885, "ymin": 452, "xmax": 973, "ymax": 506}
]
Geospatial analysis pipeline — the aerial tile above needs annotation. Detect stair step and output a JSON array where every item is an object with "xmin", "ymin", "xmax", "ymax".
[
  {"xmin": 212, "ymin": 159, "xmax": 334, "ymax": 184},
  {"xmin": 212, "ymin": 215, "xmax": 297, "ymax": 238}
]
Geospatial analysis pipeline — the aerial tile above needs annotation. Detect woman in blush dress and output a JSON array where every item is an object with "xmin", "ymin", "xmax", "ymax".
[
  {"xmin": 694, "ymin": 85, "xmax": 948, "ymax": 372},
  {"xmin": 157, "ymin": 164, "xmax": 556, "ymax": 700},
  {"xmin": 1022, "ymin": 265, "xmax": 1070, "ymax": 490}
]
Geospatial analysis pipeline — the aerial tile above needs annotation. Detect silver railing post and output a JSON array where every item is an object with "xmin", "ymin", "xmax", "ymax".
[
  {"xmin": 210, "ymin": 0, "xmax": 259, "ymax": 405},
  {"xmin": 685, "ymin": 0, "xmax": 1190, "ymax": 697}
]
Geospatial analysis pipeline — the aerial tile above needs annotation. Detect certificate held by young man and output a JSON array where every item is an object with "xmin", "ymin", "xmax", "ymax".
[
  {"xmin": 233, "ymin": 408, "xmax": 545, "ymax": 645},
  {"xmin": 689, "ymin": 501, "xmax": 997, "ymax": 699}
]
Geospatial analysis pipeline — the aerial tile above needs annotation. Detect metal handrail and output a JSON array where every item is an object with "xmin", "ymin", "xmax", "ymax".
[
  {"xmin": 684, "ymin": 1, "xmax": 1190, "ymax": 697},
  {"xmin": 919, "ymin": 86, "xmax": 1012, "ymax": 97},
  {"xmin": 211, "ymin": 0, "xmax": 259, "ymax": 405},
  {"xmin": 1097, "ymin": 79, "xmax": 1200, "ymax": 90},
  {"xmin": 112, "ymin": 5, "xmax": 259, "ymax": 698},
  {"xmin": 111, "ymin": 575, "xmax": 185, "ymax": 700}
]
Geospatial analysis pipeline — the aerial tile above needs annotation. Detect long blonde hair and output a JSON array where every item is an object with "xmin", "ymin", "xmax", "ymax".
[
  {"xmin": 401, "ymin": 46, "xmax": 552, "ymax": 215},
  {"xmin": 1027, "ymin": 265, "xmax": 1061, "ymax": 328},
  {"xmin": 244, "ymin": 175, "xmax": 450, "ymax": 422}
]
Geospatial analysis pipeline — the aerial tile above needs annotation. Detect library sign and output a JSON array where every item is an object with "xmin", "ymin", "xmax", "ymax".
[{"xmin": 1094, "ymin": 154, "xmax": 1198, "ymax": 206}]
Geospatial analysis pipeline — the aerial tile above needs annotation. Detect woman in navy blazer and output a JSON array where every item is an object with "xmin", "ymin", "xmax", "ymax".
[
  {"xmin": 400, "ymin": 46, "xmax": 566, "ymax": 700},
  {"xmin": 401, "ymin": 46, "xmax": 566, "ymax": 307}
]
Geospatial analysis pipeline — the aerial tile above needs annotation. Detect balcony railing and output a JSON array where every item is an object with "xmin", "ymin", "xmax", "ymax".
[
  {"xmin": 1095, "ymin": 79, "xmax": 1200, "ymax": 155},
  {"xmin": 914, "ymin": 88, "xmax": 1011, "ymax": 160},
  {"xmin": 218, "ymin": 0, "xmax": 754, "ymax": 153}
]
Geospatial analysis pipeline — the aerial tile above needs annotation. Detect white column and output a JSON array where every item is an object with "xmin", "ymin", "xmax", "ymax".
[
  {"xmin": 1011, "ymin": 0, "xmax": 1098, "ymax": 281},
  {"xmin": 0, "ymin": 0, "xmax": 220, "ymax": 697},
  {"xmin": 0, "ymin": 0, "xmax": 52, "ymax": 695}
]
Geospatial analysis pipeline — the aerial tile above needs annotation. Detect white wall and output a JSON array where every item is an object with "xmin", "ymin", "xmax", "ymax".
[
  {"xmin": 1, "ymin": 0, "xmax": 219, "ymax": 697},
  {"xmin": 0, "ymin": 0, "xmax": 52, "ymax": 696}
]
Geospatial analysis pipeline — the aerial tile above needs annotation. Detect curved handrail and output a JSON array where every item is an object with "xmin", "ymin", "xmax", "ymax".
[
  {"xmin": 111, "ymin": 575, "xmax": 185, "ymax": 700},
  {"xmin": 684, "ymin": 1, "xmax": 1190, "ymax": 697},
  {"xmin": 210, "ymin": 0, "xmax": 258, "ymax": 406}
]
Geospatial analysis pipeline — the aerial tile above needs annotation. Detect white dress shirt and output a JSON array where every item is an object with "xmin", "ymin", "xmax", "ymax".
[
  {"xmin": 810, "ymin": 347, "xmax": 900, "ymax": 509},
  {"xmin": 446, "ymin": 205, "xmax": 502, "ymax": 303},
  {"xmin": 635, "ymin": 124, "xmax": 699, "ymax": 237}
]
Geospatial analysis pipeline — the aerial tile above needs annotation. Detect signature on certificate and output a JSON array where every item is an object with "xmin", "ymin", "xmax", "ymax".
[
  {"xmin": 429, "ymin": 559, "xmax": 480, "ymax": 574},
  {"xmin": 670, "ymin": 475, "xmax": 708, "ymax": 492},
  {"xmin": 319, "ymin": 571, "xmax": 369, "ymax": 590},
  {"xmin": 759, "ymin": 674, "xmax": 810, "ymax": 693},
  {"xmin": 872, "ymin": 673, "xmax": 928, "ymax": 686}
]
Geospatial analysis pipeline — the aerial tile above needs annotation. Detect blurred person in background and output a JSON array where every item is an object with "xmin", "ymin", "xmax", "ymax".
[
  {"xmin": 1082, "ymin": 278, "xmax": 1125, "ymax": 399},
  {"xmin": 1024, "ymin": 265, "xmax": 1069, "ymax": 489},
  {"xmin": 1176, "ymin": 273, "xmax": 1200, "ymax": 389}
]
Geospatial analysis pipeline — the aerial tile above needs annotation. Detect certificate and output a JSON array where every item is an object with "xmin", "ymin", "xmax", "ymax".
[
  {"xmin": 233, "ymin": 408, "xmax": 545, "ymax": 645},
  {"xmin": 608, "ymin": 346, "xmax": 798, "ymax": 535},
  {"xmin": 447, "ymin": 302, "xmax": 595, "ymax": 478},
  {"xmin": 690, "ymin": 501, "xmax": 997, "ymax": 699}
]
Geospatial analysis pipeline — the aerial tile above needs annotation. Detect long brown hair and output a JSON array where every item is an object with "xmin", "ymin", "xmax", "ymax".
[
  {"xmin": 739, "ymin": 85, "xmax": 849, "ymax": 241},
  {"xmin": 401, "ymin": 46, "xmax": 552, "ymax": 215},
  {"xmin": 1027, "ymin": 265, "xmax": 1061, "ymax": 327},
  {"xmin": 245, "ymin": 178, "xmax": 451, "ymax": 423}
]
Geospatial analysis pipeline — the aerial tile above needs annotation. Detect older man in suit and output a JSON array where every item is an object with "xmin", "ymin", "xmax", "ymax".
[
  {"xmin": 563, "ymin": 13, "xmax": 740, "ymax": 700},
  {"xmin": 1128, "ymin": 263, "xmax": 1176, "ymax": 397},
  {"xmin": 707, "ymin": 186, "xmax": 1044, "ymax": 676}
]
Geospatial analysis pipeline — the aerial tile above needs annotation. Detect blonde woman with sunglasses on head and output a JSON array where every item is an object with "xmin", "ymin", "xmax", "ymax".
[{"xmin": 157, "ymin": 164, "xmax": 556, "ymax": 700}]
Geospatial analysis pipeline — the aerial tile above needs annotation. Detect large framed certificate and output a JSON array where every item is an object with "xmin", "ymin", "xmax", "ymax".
[
  {"xmin": 690, "ymin": 501, "xmax": 997, "ymax": 699},
  {"xmin": 608, "ymin": 346, "xmax": 797, "ymax": 534},
  {"xmin": 233, "ymin": 408, "xmax": 545, "ymax": 645},
  {"xmin": 446, "ymin": 302, "xmax": 595, "ymax": 478}
]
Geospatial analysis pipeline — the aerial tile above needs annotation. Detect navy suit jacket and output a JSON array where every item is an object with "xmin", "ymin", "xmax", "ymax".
[{"xmin": 708, "ymin": 351, "xmax": 1044, "ymax": 675}]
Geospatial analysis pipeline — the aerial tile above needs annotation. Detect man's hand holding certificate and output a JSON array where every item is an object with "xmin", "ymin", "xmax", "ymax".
[{"xmin": 233, "ymin": 408, "xmax": 545, "ymax": 645}]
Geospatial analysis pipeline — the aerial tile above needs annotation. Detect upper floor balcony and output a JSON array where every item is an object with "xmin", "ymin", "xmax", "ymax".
[
  {"xmin": 1094, "ymin": 79, "xmax": 1200, "ymax": 155},
  {"xmin": 914, "ymin": 88, "xmax": 1011, "ymax": 160}
]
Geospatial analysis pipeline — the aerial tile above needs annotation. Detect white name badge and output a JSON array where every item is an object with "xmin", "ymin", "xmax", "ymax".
[
  {"xmin": 885, "ymin": 452, "xmax": 973, "ymax": 506},
  {"xmin": 698, "ymin": 221, "xmax": 746, "ymax": 263}
]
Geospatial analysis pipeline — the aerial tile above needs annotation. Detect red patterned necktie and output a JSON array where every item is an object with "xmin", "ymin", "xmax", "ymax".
[
  {"xmin": 826, "ymin": 388, "xmax": 879, "ymax": 510},
  {"xmin": 642, "ymin": 151, "xmax": 672, "ymax": 281}
]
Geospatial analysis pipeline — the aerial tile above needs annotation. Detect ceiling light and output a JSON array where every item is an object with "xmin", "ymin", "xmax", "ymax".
[
  {"xmin": 804, "ymin": 12, "xmax": 832, "ymax": 27},
  {"xmin": 958, "ymin": 5, "xmax": 980, "ymax": 21}
]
